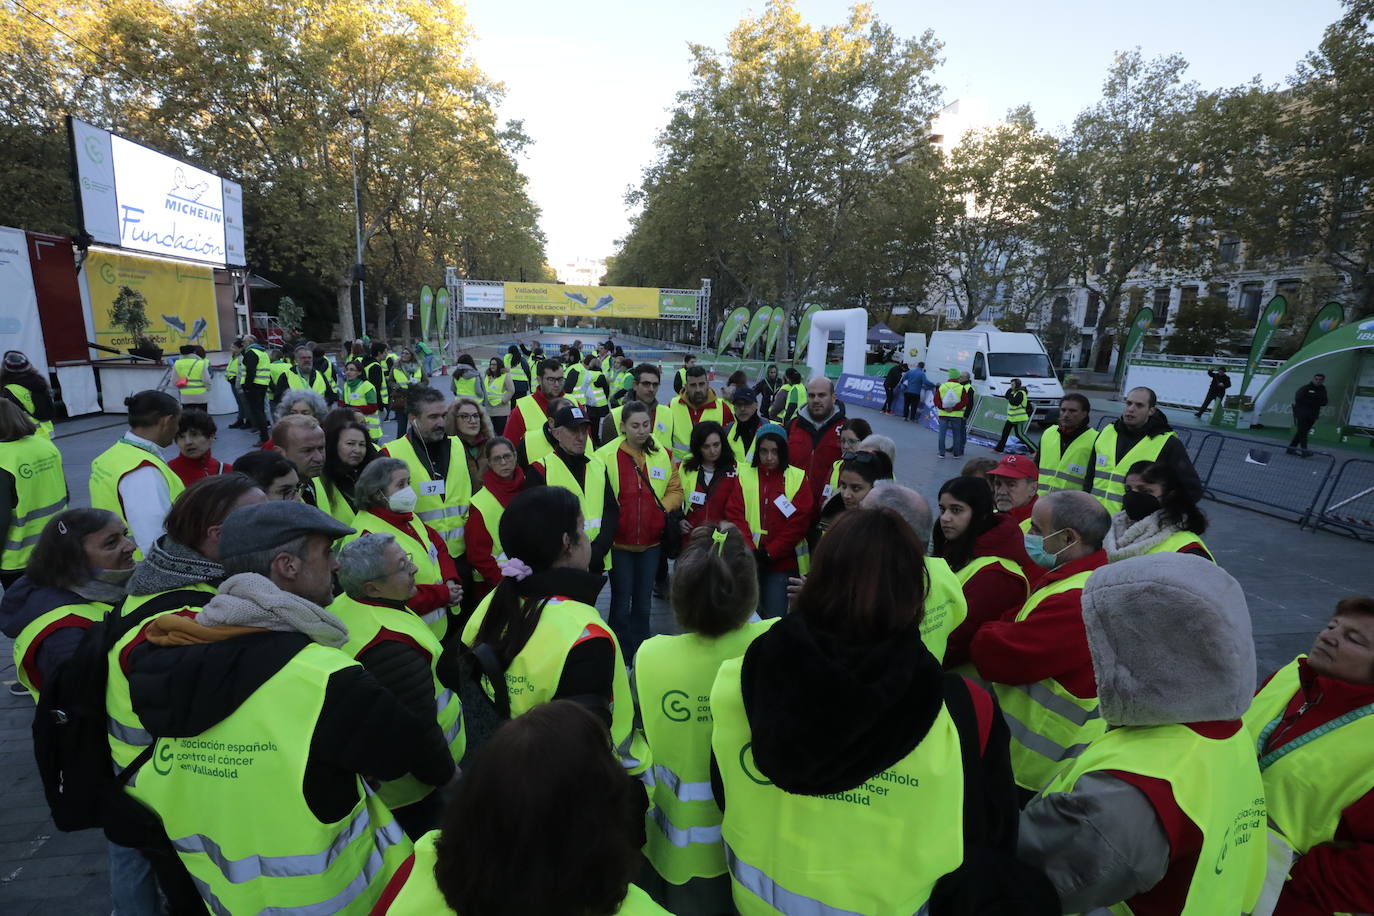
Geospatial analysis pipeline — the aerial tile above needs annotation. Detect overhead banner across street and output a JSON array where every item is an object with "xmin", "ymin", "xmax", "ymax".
[{"xmin": 503, "ymin": 282, "xmax": 659, "ymax": 318}]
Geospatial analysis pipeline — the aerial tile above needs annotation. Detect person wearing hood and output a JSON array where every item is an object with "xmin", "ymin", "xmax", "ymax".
[
  {"xmin": 728, "ymin": 424, "xmax": 813, "ymax": 618},
  {"xmin": 1019, "ymin": 554, "xmax": 1266, "ymax": 915},
  {"xmin": 1240, "ymin": 595, "xmax": 1374, "ymax": 916},
  {"xmin": 670, "ymin": 365, "xmax": 733, "ymax": 462},
  {"xmin": 383, "ymin": 386, "xmax": 475, "ymax": 569},
  {"xmin": 932, "ymin": 476, "xmax": 1033, "ymax": 670},
  {"xmin": 527, "ymin": 404, "xmax": 619, "ymax": 576},
  {"xmin": 465, "ymin": 436, "xmax": 532, "ymax": 601},
  {"xmin": 461, "ymin": 486, "xmax": 648, "ymax": 776},
  {"xmin": 785, "ymin": 376, "xmax": 846, "ymax": 524},
  {"xmin": 504, "ymin": 358, "xmax": 565, "ymax": 466},
  {"xmin": 1, "ymin": 348, "xmax": 56, "ymax": 438},
  {"xmin": 709, "ymin": 507, "xmax": 1037, "ymax": 916},
  {"xmin": 118, "ymin": 500, "xmax": 453, "ymax": 916},
  {"xmin": 969, "ymin": 490, "xmax": 1111, "ymax": 797},
  {"xmin": 723, "ymin": 385, "xmax": 763, "ymax": 464},
  {"xmin": 1086, "ymin": 386, "xmax": 1201, "ymax": 514},
  {"xmin": 341, "ymin": 457, "xmax": 464, "ymax": 641},
  {"xmin": 450, "ymin": 353, "xmax": 488, "ymax": 405},
  {"xmin": 482, "ymin": 356, "xmax": 514, "ymax": 435},
  {"xmin": 988, "ymin": 453, "xmax": 1039, "ymax": 534},
  {"xmin": 751, "ymin": 364, "xmax": 782, "ymax": 418},
  {"xmin": 330, "ymin": 534, "xmax": 466, "ymax": 839},
  {"xmin": 1106, "ymin": 460, "xmax": 1213, "ymax": 562}
]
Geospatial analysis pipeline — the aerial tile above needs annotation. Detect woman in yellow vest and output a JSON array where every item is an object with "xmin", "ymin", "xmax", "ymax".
[
  {"xmin": 465, "ymin": 437, "xmax": 531, "ymax": 603},
  {"xmin": 318, "ymin": 409, "xmax": 378, "ymax": 523},
  {"xmin": 731, "ymin": 424, "xmax": 813, "ymax": 618},
  {"xmin": 445, "ymin": 397, "xmax": 493, "ymax": 485},
  {"xmin": 2, "ymin": 508, "xmax": 133, "ymax": 700},
  {"xmin": 450, "ymin": 354, "xmax": 486, "ymax": 404},
  {"xmin": 2, "ymin": 349, "xmax": 56, "ymax": 438},
  {"xmin": 710, "ymin": 507, "xmax": 1020, "ymax": 916},
  {"xmin": 172, "ymin": 344, "xmax": 212, "ymax": 408},
  {"xmin": 1105, "ymin": 460, "xmax": 1213, "ymax": 562},
  {"xmin": 483, "ymin": 357, "xmax": 515, "ymax": 435},
  {"xmin": 815, "ymin": 449, "xmax": 893, "ymax": 534},
  {"xmin": 634, "ymin": 523, "xmax": 772, "ymax": 914},
  {"xmin": 461, "ymin": 486, "xmax": 648, "ymax": 776},
  {"xmin": 930, "ymin": 475, "xmax": 1033, "ymax": 670},
  {"xmin": 341, "ymin": 359, "xmax": 383, "ymax": 442},
  {"xmin": 372, "ymin": 701, "xmax": 669, "ymax": 916},
  {"xmin": 0, "ymin": 401, "xmax": 67, "ymax": 587}
]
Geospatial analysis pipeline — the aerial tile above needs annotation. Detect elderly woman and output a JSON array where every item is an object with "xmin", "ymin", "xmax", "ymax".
[
  {"xmin": 445, "ymin": 397, "xmax": 493, "ymax": 483},
  {"xmin": 329, "ymin": 533, "xmax": 464, "ymax": 839},
  {"xmin": 274, "ymin": 388, "xmax": 328, "ymax": 424},
  {"xmin": 346, "ymin": 457, "xmax": 462, "ymax": 641}
]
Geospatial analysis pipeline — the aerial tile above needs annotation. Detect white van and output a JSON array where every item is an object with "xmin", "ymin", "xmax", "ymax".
[{"xmin": 926, "ymin": 325, "xmax": 1064, "ymax": 422}]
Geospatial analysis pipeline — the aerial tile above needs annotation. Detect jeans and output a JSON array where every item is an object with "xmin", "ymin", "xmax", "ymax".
[
  {"xmin": 608, "ymin": 545, "xmax": 660, "ymax": 663},
  {"xmin": 903, "ymin": 392, "xmax": 922, "ymax": 421},
  {"xmin": 937, "ymin": 416, "xmax": 964, "ymax": 457},
  {"xmin": 108, "ymin": 844, "xmax": 163, "ymax": 915},
  {"xmin": 243, "ymin": 385, "xmax": 270, "ymax": 440},
  {"xmin": 957, "ymin": 414, "xmax": 971, "ymax": 453},
  {"xmin": 230, "ymin": 384, "xmax": 250, "ymax": 425},
  {"xmin": 759, "ymin": 571, "xmax": 791, "ymax": 618}
]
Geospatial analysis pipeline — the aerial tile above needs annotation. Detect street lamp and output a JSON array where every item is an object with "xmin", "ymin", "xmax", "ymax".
[{"xmin": 348, "ymin": 106, "xmax": 367, "ymax": 339}]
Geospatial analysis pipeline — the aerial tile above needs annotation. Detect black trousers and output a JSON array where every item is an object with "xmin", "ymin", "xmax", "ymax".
[
  {"xmin": 243, "ymin": 384, "xmax": 270, "ymax": 440},
  {"xmin": 903, "ymin": 392, "xmax": 921, "ymax": 420},
  {"xmin": 882, "ymin": 387, "xmax": 897, "ymax": 412},
  {"xmin": 1290, "ymin": 416, "xmax": 1317, "ymax": 450},
  {"xmin": 1197, "ymin": 390, "xmax": 1223, "ymax": 415}
]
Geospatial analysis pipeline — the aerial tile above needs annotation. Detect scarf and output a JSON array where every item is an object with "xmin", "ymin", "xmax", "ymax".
[
  {"xmin": 128, "ymin": 537, "xmax": 225, "ymax": 595},
  {"xmin": 1104, "ymin": 509, "xmax": 1180, "ymax": 561},
  {"xmin": 71, "ymin": 566, "xmax": 134, "ymax": 604},
  {"xmin": 480, "ymin": 465, "xmax": 526, "ymax": 505},
  {"xmin": 196, "ymin": 573, "xmax": 348, "ymax": 647}
]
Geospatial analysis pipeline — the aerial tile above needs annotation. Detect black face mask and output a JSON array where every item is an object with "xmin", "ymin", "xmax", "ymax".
[{"xmin": 1122, "ymin": 490, "xmax": 1162, "ymax": 522}]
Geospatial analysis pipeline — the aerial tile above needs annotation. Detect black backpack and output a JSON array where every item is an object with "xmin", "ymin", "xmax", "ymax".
[{"xmin": 30, "ymin": 589, "xmax": 210, "ymax": 847}]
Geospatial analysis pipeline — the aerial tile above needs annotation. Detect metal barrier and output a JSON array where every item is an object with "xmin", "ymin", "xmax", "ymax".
[
  {"xmin": 1314, "ymin": 459, "xmax": 1374, "ymax": 542},
  {"xmin": 1195, "ymin": 432, "xmax": 1336, "ymax": 527}
]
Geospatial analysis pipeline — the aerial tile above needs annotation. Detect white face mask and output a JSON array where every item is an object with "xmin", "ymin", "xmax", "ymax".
[{"xmin": 387, "ymin": 486, "xmax": 418, "ymax": 514}]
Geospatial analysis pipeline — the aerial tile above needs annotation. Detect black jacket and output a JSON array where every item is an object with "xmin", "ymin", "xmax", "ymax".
[
  {"xmin": 525, "ymin": 446, "xmax": 619, "ymax": 573},
  {"xmin": 1206, "ymin": 369, "xmax": 1231, "ymax": 395},
  {"xmin": 883, "ymin": 365, "xmax": 905, "ymax": 390},
  {"xmin": 1084, "ymin": 410, "xmax": 1203, "ymax": 504},
  {"xmin": 0, "ymin": 578, "xmax": 100, "ymax": 686},
  {"xmin": 1293, "ymin": 383, "xmax": 1328, "ymax": 419},
  {"xmin": 127, "ymin": 630, "xmax": 455, "ymax": 824}
]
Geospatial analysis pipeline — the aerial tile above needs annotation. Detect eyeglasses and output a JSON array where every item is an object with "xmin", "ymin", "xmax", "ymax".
[
  {"xmin": 456, "ymin": 412, "xmax": 481, "ymax": 421},
  {"xmin": 489, "ymin": 451, "xmax": 516, "ymax": 462}
]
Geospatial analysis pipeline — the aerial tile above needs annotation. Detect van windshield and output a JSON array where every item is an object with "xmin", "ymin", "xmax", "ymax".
[{"xmin": 988, "ymin": 353, "xmax": 1054, "ymax": 379}]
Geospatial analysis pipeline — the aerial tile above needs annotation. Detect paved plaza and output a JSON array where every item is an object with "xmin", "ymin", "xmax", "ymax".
[{"xmin": 1, "ymin": 376, "xmax": 1370, "ymax": 912}]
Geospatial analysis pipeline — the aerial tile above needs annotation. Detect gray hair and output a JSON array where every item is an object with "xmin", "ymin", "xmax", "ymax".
[
  {"xmin": 356, "ymin": 457, "xmax": 408, "ymax": 508},
  {"xmin": 862, "ymin": 482, "xmax": 932, "ymax": 544},
  {"xmin": 858, "ymin": 434, "xmax": 897, "ymax": 465},
  {"xmin": 222, "ymin": 534, "xmax": 309, "ymax": 578},
  {"xmin": 1043, "ymin": 490, "xmax": 1111, "ymax": 550},
  {"xmin": 275, "ymin": 389, "xmax": 328, "ymax": 422},
  {"xmin": 337, "ymin": 533, "xmax": 398, "ymax": 598}
]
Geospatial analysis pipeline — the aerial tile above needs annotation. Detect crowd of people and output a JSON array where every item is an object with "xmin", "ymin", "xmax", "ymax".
[{"xmin": 0, "ymin": 339, "xmax": 1369, "ymax": 916}]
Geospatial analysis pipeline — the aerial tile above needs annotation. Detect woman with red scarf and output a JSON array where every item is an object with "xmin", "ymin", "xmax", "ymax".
[{"xmin": 465, "ymin": 436, "xmax": 532, "ymax": 601}]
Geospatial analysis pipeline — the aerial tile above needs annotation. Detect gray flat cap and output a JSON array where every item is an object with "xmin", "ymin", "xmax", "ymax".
[{"xmin": 218, "ymin": 501, "xmax": 354, "ymax": 561}]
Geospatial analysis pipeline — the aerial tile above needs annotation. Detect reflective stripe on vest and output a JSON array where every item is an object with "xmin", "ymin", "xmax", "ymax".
[
  {"xmin": 542, "ymin": 451, "xmax": 608, "ymax": 549},
  {"xmin": 993, "ymin": 570, "xmax": 1105, "ymax": 792},
  {"xmin": 737, "ymin": 466, "xmax": 810, "ymax": 576},
  {"xmin": 383, "ymin": 436, "xmax": 471, "ymax": 558},
  {"xmin": 224, "ymin": 355, "xmax": 241, "ymax": 382},
  {"xmin": 468, "ymin": 486, "xmax": 509, "ymax": 569},
  {"xmin": 582, "ymin": 369, "xmax": 609, "ymax": 407},
  {"xmin": 712, "ymin": 656, "xmax": 957, "ymax": 915},
  {"xmin": 671, "ymin": 398, "xmax": 727, "ymax": 461},
  {"xmin": 1089, "ymin": 425, "xmax": 1174, "ymax": 513},
  {"xmin": 483, "ymin": 372, "xmax": 506, "ymax": 407},
  {"xmin": 1037, "ymin": 425, "xmax": 1098, "ymax": 495},
  {"xmin": 0, "ymin": 434, "xmax": 66, "ymax": 569},
  {"xmin": 173, "ymin": 357, "xmax": 209, "ymax": 396},
  {"xmin": 514, "ymin": 395, "xmax": 554, "ymax": 464},
  {"xmin": 88, "ymin": 440, "xmax": 185, "ymax": 562},
  {"xmin": 503, "ymin": 353, "xmax": 528, "ymax": 382},
  {"xmin": 342, "ymin": 381, "xmax": 382, "ymax": 440},
  {"xmin": 937, "ymin": 381, "xmax": 964, "ymax": 418},
  {"xmin": 1040, "ymin": 724, "xmax": 1267, "ymax": 916},
  {"xmin": 1006, "ymin": 390, "xmax": 1029, "ymax": 422},
  {"xmin": 452, "ymin": 375, "xmax": 480, "ymax": 399}
]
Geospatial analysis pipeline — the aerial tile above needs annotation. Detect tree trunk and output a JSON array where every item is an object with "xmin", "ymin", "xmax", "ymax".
[
  {"xmin": 374, "ymin": 296, "xmax": 388, "ymax": 343},
  {"xmin": 336, "ymin": 277, "xmax": 356, "ymax": 342},
  {"xmin": 1086, "ymin": 288, "xmax": 1121, "ymax": 372}
]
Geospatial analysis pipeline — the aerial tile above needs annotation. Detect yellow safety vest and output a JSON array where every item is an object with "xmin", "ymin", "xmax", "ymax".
[
  {"xmin": 610, "ymin": 402, "xmax": 672, "ymax": 451},
  {"xmin": 1040, "ymin": 724, "xmax": 1266, "ymax": 916},
  {"xmin": 340, "ymin": 510, "xmax": 449, "ymax": 641},
  {"xmin": 512, "ymin": 395, "xmax": 554, "ymax": 464},
  {"xmin": 342, "ymin": 380, "xmax": 383, "ymax": 441},
  {"xmin": 462, "ymin": 592, "xmax": 650, "ymax": 775},
  {"xmin": 285, "ymin": 367, "xmax": 330, "ymax": 397},
  {"xmin": 736, "ymin": 465, "xmax": 810, "ymax": 576},
  {"xmin": 777, "ymin": 383, "xmax": 804, "ymax": 418},
  {"xmin": 1149, "ymin": 530, "xmax": 1213, "ymax": 560},
  {"xmin": 725, "ymin": 420, "xmax": 757, "ymax": 465},
  {"xmin": 268, "ymin": 359, "xmax": 291, "ymax": 387},
  {"xmin": 670, "ymin": 398, "xmax": 727, "ymax": 462},
  {"xmin": 0, "ymin": 434, "xmax": 67, "ymax": 571},
  {"xmin": 541, "ymin": 451, "xmax": 609, "ymax": 557},
  {"xmin": 467, "ymin": 486, "xmax": 510, "ymax": 577},
  {"xmin": 172, "ymin": 357, "xmax": 209, "ymax": 397},
  {"xmin": 5, "ymin": 383, "xmax": 54, "ymax": 438},
  {"xmin": 483, "ymin": 372, "xmax": 506, "ymax": 408},
  {"xmin": 937, "ymin": 381, "xmax": 964, "ymax": 418},
  {"xmin": 452, "ymin": 374, "xmax": 480, "ymax": 400},
  {"xmin": 330, "ymin": 594, "xmax": 465, "ymax": 808},
  {"xmin": 1090, "ymin": 425, "xmax": 1175, "ymax": 514},
  {"xmin": 635, "ymin": 622, "xmax": 774, "ymax": 884},
  {"xmin": 596, "ymin": 437, "xmax": 672, "ymax": 505},
  {"xmin": 88, "ymin": 439, "xmax": 185, "ymax": 562},
  {"xmin": 582, "ymin": 369, "xmax": 609, "ymax": 408},
  {"xmin": 991, "ymin": 569, "xmax": 1106, "ymax": 792},
  {"xmin": 127, "ymin": 644, "xmax": 412, "ymax": 916},
  {"xmin": 1006, "ymin": 388, "xmax": 1029, "ymax": 422},
  {"xmin": 711, "ymin": 655, "xmax": 965, "ymax": 915},
  {"xmin": 224, "ymin": 354, "xmax": 241, "ymax": 383},
  {"xmin": 503, "ymin": 352, "xmax": 529, "ymax": 383},
  {"xmin": 244, "ymin": 345, "xmax": 273, "ymax": 385},
  {"xmin": 920, "ymin": 556, "xmax": 969, "ymax": 664},
  {"xmin": 1037, "ymin": 425, "xmax": 1099, "ymax": 495},
  {"xmin": 314, "ymin": 477, "xmax": 357, "ymax": 527},
  {"xmin": 11, "ymin": 600, "xmax": 107, "ymax": 701},
  {"xmin": 383, "ymin": 435, "xmax": 472, "ymax": 559}
]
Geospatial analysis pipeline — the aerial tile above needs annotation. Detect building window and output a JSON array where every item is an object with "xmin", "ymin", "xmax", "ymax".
[
  {"xmin": 1152, "ymin": 287, "xmax": 1172, "ymax": 324},
  {"xmin": 1210, "ymin": 284, "xmax": 1230, "ymax": 309},
  {"xmin": 1085, "ymin": 291, "xmax": 1100, "ymax": 325},
  {"xmin": 1239, "ymin": 282, "xmax": 1264, "ymax": 323},
  {"xmin": 1219, "ymin": 235, "xmax": 1240, "ymax": 263},
  {"xmin": 1276, "ymin": 279, "xmax": 1302, "ymax": 308},
  {"xmin": 1177, "ymin": 286, "xmax": 1197, "ymax": 323}
]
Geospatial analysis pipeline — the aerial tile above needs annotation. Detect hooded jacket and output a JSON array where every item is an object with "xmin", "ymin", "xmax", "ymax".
[
  {"xmin": 1084, "ymin": 411, "xmax": 1203, "ymax": 505},
  {"xmin": 1018, "ymin": 554, "xmax": 1259, "ymax": 916}
]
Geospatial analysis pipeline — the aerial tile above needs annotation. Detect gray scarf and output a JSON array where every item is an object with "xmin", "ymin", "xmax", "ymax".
[
  {"xmin": 71, "ymin": 567, "xmax": 134, "ymax": 605},
  {"xmin": 128, "ymin": 537, "xmax": 226, "ymax": 596},
  {"xmin": 198, "ymin": 573, "xmax": 348, "ymax": 647},
  {"xmin": 1104, "ymin": 510, "xmax": 1179, "ymax": 561}
]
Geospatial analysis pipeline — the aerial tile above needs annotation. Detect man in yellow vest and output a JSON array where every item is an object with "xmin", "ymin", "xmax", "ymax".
[
  {"xmin": 88, "ymin": 390, "xmax": 184, "ymax": 561},
  {"xmin": 527, "ymin": 404, "xmax": 617, "ymax": 576},
  {"xmin": 383, "ymin": 387, "xmax": 473, "ymax": 563},
  {"xmin": 767, "ymin": 367, "xmax": 805, "ymax": 422},
  {"xmin": 969, "ymin": 490, "xmax": 1110, "ymax": 796},
  {"xmin": 601, "ymin": 363, "xmax": 671, "ymax": 449},
  {"xmin": 1019, "ymin": 553, "xmax": 1266, "ymax": 915},
  {"xmin": 171, "ymin": 345, "xmax": 212, "ymax": 408},
  {"xmin": 225, "ymin": 338, "xmax": 252, "ymax": 429},
  {"xmin": 119, "ymin": 500, "xmax": 454, "ymax": 916},
  {"xmin": 936, "ymin": 368, "xmax": 970, "ymax": 459},
  {"xmin": 505, "ymin": 358, "xmax": 566, "ymax": 467},
  {"xmin": 274, "ymin": 345, "xmax": 336, "ymax": 406},
  {"xmin": 672, "ymin": 354, "xmax": 697, "ymax": 395},
  {"xmin": 272, "ymin": 414, "xmax": 327, "ymax": 509},
  {"xmin": 670, "ymin": 366, "xmax": 733, "ymax": 462},
  {"xmin": 239, "ymin": 334, "xmax": 274, "ymax": 444},
  {"xmin": 1037, "ymin": 393, "xmax": 1096, "ymax": 495},
  {"xmin": 993, "ymin": 378, "xmax": 1034, "ymax": 456},
  {"xmin": 1086, "ymin": 386, "xmax": 1201, "ymax": 515}
]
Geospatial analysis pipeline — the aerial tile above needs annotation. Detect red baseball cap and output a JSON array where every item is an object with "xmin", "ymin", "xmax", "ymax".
[{"xmin": 987, "ymin": 454, "xmax": 1038, "ymax": 480}]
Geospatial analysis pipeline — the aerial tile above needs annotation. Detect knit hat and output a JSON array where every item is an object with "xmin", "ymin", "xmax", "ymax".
[
  {"xmin": 947, "ymin": 368, "xmax": 959, "ymax": 380},
  {"xmin": 3, "ymin": 351, "xmax": 32, "ymax": 373}
]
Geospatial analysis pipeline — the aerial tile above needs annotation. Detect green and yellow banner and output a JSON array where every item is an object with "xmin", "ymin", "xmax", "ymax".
[
  {"xmin": 503, "ymin": 282, "xmax": 658, "ymax": 318},
  {"xmin": 794, "ymin": 304, "xmax": 823, "ymax": 359},
  {"xmin": 435, "ymin": 288, "xmax": 450, "ymax": 349},
  {"xmin": 419, "ymin": 285, "xmax": 434, "ymax": 340},
  {"xmin": 659, "ymin": 292, "xmax": 697, "ymax": 318},
  {"xmin": 742, "ymin": 307, "xmax": 772, "ymax": 355},
  {"xmin": 1115, "ymin": 306, "xmax": 1153, "ymax": 388},
  {"xmin": 764, "ymin": 306, "xmax": 786, "ymax": 360},
  {"xmin": 1300, "ymin": 301, "xmax": 1345, "ymax": 351},
  {"xmin": 1243, "ymin": 295, "xmax": 1287, "ymax": 396},
  {"xmin": 87, "ymin": 248, "xmax": 220, "ymax": 351},
  {"xmin": 718, "ymin": 306, "xmax": 750, "ymax": 353}
]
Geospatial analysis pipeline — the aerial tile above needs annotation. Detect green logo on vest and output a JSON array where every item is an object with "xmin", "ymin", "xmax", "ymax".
[
  {"xmin": 661, "ymin": 690, "xmax": 691, "ymax": 723},
  {"xmin": 152, "ymin": 739, "xmax": 175, "ymax": 776},
  {"xmin": 739, "ymin": 742, "xmax": 772, "ymax": 786}
]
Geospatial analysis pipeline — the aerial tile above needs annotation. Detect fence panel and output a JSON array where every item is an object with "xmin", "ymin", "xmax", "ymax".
[
  {"xmin": 1314, "ymin": 459, "xmax": 1374, "ymax": 541},
  {"xmin": 1198, "ymin": 435, "xmax": 1335, "ymax": 527}
]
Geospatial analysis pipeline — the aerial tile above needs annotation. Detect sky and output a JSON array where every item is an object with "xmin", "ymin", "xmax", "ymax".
[{"xmin": 462, "ymin": 0, "xmax": 1345, "ymax": 275}]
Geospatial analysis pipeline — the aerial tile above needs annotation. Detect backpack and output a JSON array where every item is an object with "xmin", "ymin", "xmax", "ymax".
[
  {"xmin": 941, "ymin": 385, "xmax": 962, "ymax": 409},
  {"xmin": 31, "ymin": 589, "xmax": 211, "ymax": 847}
]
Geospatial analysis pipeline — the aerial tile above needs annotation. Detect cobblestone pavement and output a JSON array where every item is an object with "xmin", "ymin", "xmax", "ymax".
[{"xmin": 1, "ymin": 379, "xmax": 1367, "ymax": 910}]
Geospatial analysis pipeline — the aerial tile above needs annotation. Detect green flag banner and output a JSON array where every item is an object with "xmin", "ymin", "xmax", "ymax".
[
  {"xmin": 435, "ymin": 288, "xmax": 450, "ymax": 350},
  {"xmin": 659, "ymin": 292, "xmax": 697, "ymax": 318},
  {"xmin": 742, "ymin": 307, "xmax": 772, "ymax": 356},
  {"xmin": 717, "ymin": 306, "xmax": 750, "ymax": 353},
  {"xmin": 764, "ymin": 306, "xmax": 786, "ymax": 360},
  {"xmin": 1242, "ymin": 295, "xmax": 1287, "ymax": 396},
  {"xmin": 419, "ymin": 285, "xmax": 434, "ymax": 340},
  {"xmin": 1300, "ymin": 301, "xmax": 1346, "ymax": 351},
  {"xmin": 794, "ymin": 305, "xmax": 823, "ymax": 359},
  {"xmin": 1115, "ymin": 307, "xmax": 1153, "ymax": 388}
]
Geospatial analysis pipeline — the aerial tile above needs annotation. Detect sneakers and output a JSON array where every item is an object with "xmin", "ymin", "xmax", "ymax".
[
  {"xmin": 937, "ymin": 453, "xmax": 946, "ymax": 459},
  {"xmin": 8, "ymin": 682, "xmax": 28, "ymax": 697}
]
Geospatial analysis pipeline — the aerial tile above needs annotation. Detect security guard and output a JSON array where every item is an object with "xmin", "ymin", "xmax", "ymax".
[
  {"xmin": 1086, "ymin": 386, "xmax": 1201, "ymax": 515},
  {"xmin": 88, "ymin": 390, "xmax": 184, "ymax": 561},
  {"xmin": 172, "ymin": 346, "xmax": 211, "ymax": 407},
  {"xmin": 0, "ymin": 401, "xmax": 67, "ymax": 584},
  {"xmin": 1038, "ymin": 393, "xmax": 1097, "ymax": 495}
]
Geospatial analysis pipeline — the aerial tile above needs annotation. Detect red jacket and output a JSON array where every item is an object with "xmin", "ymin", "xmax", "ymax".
[
  {"xmin": 167, "ymin": 451, "xmax": 230, "ymax": 488},
  {"xmin": 465, "ymin": 467, "xmax": 528, "ymax": 598},
  {"xmin": 786, "ymin": 409, "xmax": 845, "ymax": 523},
  {"xmin": 683, "ymin": 468, "xmax": 749, "ymax": 532},
  {"xmin": 610, "ymin": 446, "xmax": 668, "ymax": 549},
  {"xmin": 967, "ymin": 549, "xmax": 1107, "ymax": 699},
  {"xmin": 367, "ymin": 505, "xmax": 458, "ymax": 616},
  {"xmin": 1261, "ymin": 658, "xmax": 1374, "ymax": 916},
  {"xmin": 501, "ymin": 389, "xmax": 552, "ymax": 445},
  {"xmin": 726, "ymin": 465, "xmax": 813, "ymax": 573},
  {"xmin": 942, "ymin": 519, "xmax": 1034, "ymax": 670}
]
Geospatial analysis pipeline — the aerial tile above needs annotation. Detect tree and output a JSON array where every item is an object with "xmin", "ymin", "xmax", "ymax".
[
  {"xmin": 276, "ymin": 296, "xmax": 305, "ymax": 335},
  {"xmin": 108, "ymin": 285, "xmax": 151, "ymax": 345},
  {"xmin": 1165, "ymin": 286, "xmax": 1248, "ymax": 355}
]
